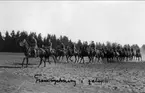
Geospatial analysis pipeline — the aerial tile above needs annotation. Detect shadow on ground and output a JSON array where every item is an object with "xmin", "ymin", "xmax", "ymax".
[
  {"xmin": 0, "ymin": 65, "xmax": 21, "ymax": 68},
  {"xmin": 13, "ymin": 62, "xmax": 37, "ymax": 65}
]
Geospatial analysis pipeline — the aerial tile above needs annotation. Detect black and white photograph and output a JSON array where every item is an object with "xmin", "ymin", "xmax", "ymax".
[{"xmin": 0, "ymin": 1, "xmax": 145, "ymax": 93}]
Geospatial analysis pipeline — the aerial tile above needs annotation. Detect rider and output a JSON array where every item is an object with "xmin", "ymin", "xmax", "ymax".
[
  {"xmin": 71, "ymin": 42, "xmax": 77, "ymax": 52},
  {"xmin": 60, "ymin": 42, "xmax": 65, "ymax": 50},
  {"xmin": 83, "ymin": 41, "xmax": 88, "ymax": 50},
  {"xmin": 47, "ymin": 39, "xmax": 52, "ymax": 52},
  {"xmin": 89, "ymin": 41, "xmax": 95, "ymax": 51},
  {"xmin": 29, "ymin": 34, "xmax": 38, "ymax": 57}
]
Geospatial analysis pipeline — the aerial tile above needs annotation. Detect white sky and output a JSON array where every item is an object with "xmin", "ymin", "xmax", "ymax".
[{"xmin": 0, "ymin": 1, "xmax": 145, "ymax": 46}]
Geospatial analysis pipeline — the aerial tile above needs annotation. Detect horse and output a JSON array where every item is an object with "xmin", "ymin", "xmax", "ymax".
[
  {"xmin": 65, "ymin": 46, "xmax": 74, "ymax": 62},
  {"xmin": 77, "ymin": 47, "xmax": 92, "ymax": 64},
  {"xmin": 95, "ymin": 49, "xmax": 104, "ymax": 63},
  {"xmin": 65, "ymin": 46, "xmax": 79, "ymax": 63},
  {"xmin": 73, "ymin": 48, "xmax": 80, "ymax": 63},
  {"xmin": 55, "ymin": 46, "xmax": 67, "ymax": 62},
  {"xmin": 40, "ymin": 46, "xmax": 57, "ymax": 67},
  {"xmin": 124, "ymin": 50, "xmax": 134, "ymax": 61},
  {"xmin": 118, "ymin": 49, "xmax": 126, "ymax": 61},
  {"xmin": 87, "ymin": 47, "xmax": 96, "ymax": 63},
  {"xmin": 112, "ymin": 50, "xmax": 120, "ymax": 62},
  {"xmin": 135, "ymin": 49, "xmax": 142, "ymax": 61},
  {"xmin": 19, "ymin": 39, "xmax": 46, "ymax": 67},
  {"xmin": 105, "ymin": 49, "xmax": 114, "ymax": 62}
]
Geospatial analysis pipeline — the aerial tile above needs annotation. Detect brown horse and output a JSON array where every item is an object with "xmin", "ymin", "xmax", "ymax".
[{"xmin": 19, "ymin": 39, "xmax": 46, "ymax": 67}]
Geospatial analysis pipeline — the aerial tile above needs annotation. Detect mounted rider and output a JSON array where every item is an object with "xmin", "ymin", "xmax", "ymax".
[
  {"xmin": 46, "ymin": 39, "xmax": 53, "ymax": 52},
  {"xmin": 136, "ymin": 48, "xmax": 141, "ymax": 53},
  {"xmin": 71, "ymin": 42, "xmax": 77, "ymax": 53},
  {"xmin": 89, "ymin": 41, "xmax": 96, "ymax": 51},
  {"xmin": 82, "ymin": 41, "xmax": 88, "ymax": 51},
  {"xmin": 29, "ymin": 34, "xmax": 38, "ymax": 57},
  {"xmin": 60, "ymin": 42, "xmax": 65, "ymax": 51}
]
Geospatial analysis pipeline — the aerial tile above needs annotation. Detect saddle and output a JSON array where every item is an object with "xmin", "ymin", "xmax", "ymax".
[{"xmin": 44, "ymin": 47, "xmax": 52, "ymax": 53}]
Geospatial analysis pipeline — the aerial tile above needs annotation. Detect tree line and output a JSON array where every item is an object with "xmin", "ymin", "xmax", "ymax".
[
  {"xmin": 0, "ymin": 30, "xmax": 144, "ymax": 53},
  {"xmin": 0, "ymin": 30, "xmax": 76, "ymax": 52}
]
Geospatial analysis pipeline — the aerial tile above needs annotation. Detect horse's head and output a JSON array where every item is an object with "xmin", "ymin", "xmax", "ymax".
[
  {"xmin": 19, "ymin": 39, "xmax": 27, "ymax": 47},
  {"xmin": 19, "ymin": 39, "xmax": 30, "ymax": 51}
]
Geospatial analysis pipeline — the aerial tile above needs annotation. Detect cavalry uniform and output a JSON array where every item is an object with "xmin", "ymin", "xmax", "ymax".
[
  {"xmin": 90, "ymin": 41, "xmax": 95, "ymax": 48},
  {"xmin": 83, "ymin": 42, "xmax": 88, "ymax": 51},
  {"xmin": 43, "ymin": 39, "xmax": 53, "ymax": 53},
  {"xmin": 29, "ymin": 35, "xmax": 38, "ymax": 57},
  {"xmin": 47, "ymin": 40, "xmax": 53, "ymax": 51},
  {"xmin": 72, "ymin": 43, "xmax": 77, "ymax": 53},
  {"xmin": 60, "ymin": 43, "xmax": 65, "ymax": 50},
  {"xmin": 136, "ymin": 49, "xmax": 140, "ymax": 53},
  {"xmin": 71, "ymin": 43, "xmax": 76, "ymax": 50},
  {"xmin": 89, "ymin": 41, "xmax": 95, "ymax": 52}
]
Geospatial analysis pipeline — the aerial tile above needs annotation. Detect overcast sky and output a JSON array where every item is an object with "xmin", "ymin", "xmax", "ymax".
[{"xmin": 0, "ymin": 1, "xmax": 145, "ymax": 46}]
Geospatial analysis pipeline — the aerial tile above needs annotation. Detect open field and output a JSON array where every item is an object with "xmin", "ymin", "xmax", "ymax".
[{"xmin": 1, "ymin": 53, "xmax": 145, "ymax": 93}]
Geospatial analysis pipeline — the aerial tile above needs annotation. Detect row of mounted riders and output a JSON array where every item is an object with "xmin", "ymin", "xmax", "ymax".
[
  {"xmin": 30, "ymin": 46, "xmax": 142, "ymax": 63},
  {"xmin": 19, "ymin": 39, "xmax": 142, "ymax": 67}
]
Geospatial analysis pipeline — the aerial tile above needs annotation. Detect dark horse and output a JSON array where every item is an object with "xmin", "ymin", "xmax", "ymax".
[
  {"xmin": 54, "ymin": 46, "xmax": 67, "ymax": 62},
  {"xmin": 39, "ymin": 47, "xmax": 57, "ymax": 67},
  {"xmin": 65, "ymin": 46, "xmax": 79, "ymax": 63},
  {"xmin": 77, "ymin": 47, "xmax": 93, "ymax": 63},
  {"xmin": 135, "ymin": 49, "xmax": 142, "ymax": 61},
  {"xmin": 19, "ymin": 39, "xmax": 46, "ymax": 67}
]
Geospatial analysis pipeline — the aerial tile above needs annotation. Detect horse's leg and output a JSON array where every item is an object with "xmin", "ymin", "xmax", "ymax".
[
  {"xmin": 52, "ymin": 55, "xmax": 57, "ymax": 64},
  {"xmin": 61, "ymin": 55, "xmax": 64, "ymax": 62},
  {"xmin": 96, "ymin": 56, "xmax": 98, "ymax": 62},
  {"xmin": 89, "ymin": 56, "xmax": 92, "ymax": 63},
  {"xmin": 92, "ymin": 56, "xmax": 95, "ymax": 62},
  {"xmin": 55, "ymin": 56, "xmax": 59, "ymax": 61},
  {"xmin": 88, "ymin": 56, "xmax": 91, "ymax": 63},
  {"xmin": 62, "ymin": 55, "xmax": 65, "ymax": 61},
  {"xmin": 83, "ymin": 57, "xmax": 85, "ymax": 64},
  {"xmin": 141, "ymin": 56, "xmax": 142, "ymax": 61},
  {"xmin": 94, "ymin": 56, "xmax": 96, "ymax": 62},
  {"xmin": 80, "ymin": 56, "xmax": 82, "ymax": 63},
  {"xmin": 77, "ymin": 56, "xmax": 80, "ymax": 63},
  {"xmin": 75, "ymin": 55, "xmax": 78, "ymax": 63},
  {"xmin": 90, "ymin": 56, "xmax": 92, "ymax": 63},
  {"xmin": 55, "ymin": 55, "xmax": 58, "ymax": 61},
  {"xmin": 44, "ymin": 57, "xmax": 47, "ymax": 67},
  {"xmin": 74, "ymin": 55, "xmax": 76, "ymax": 63},
  {"xmin": 58, "ymin": 56, "xmax": 61, "ymax": 61},
  {"xmin": 22, "ymin": 57, "xmax": 25, "ymax": 67},
  {"xmin": 60, "ymin": 56, "xmax": 62, "ymax": 61},
  {"xmin": 98, "ymin": 57, "xmax": 103, "ymax": 63},
  {"xmin": 67, "ymin": 55, "xmax": 71, "ymax": 62},
  {"xmin": 138, "ymin": 57, "xmax": 140, "ymax": 61},
  {"xmin": 38, "ymin": 57, "xmax": 43, "ymax": 67},
  {"xmin": 69, "ymin": 56, "xmax": 73, "ymax": 62},
  {"xmin": 66, "ymin": 55, "xmax": 69, "ymax": 63},
  {"xmin": 76, "ymin": 56, "xmax": 78, "ymax": 63},
  {"xmin": 98, "ymin": 57, "xmax": 101, "ymax": 63},
  {"xmin": 26, "ymin": 57, "xmax": 29, "ymax": 68},
  {"xmin": 47, "ymin": 56, "xmax": 51, "ymax": 64}
]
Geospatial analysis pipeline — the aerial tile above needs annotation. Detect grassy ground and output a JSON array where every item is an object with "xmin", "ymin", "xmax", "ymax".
[{"xmin": 0, "ymin": 52, "xmax": 145, "ymax": 93}]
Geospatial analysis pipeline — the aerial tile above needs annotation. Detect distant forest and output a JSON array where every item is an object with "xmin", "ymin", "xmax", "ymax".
[
  {"xmin": 0, "ymin": 30, "xmax": 82, "ymax": 52},
  {"xmin": 0, "ymin": 30, "xmax": 145, "ymax": 53}
]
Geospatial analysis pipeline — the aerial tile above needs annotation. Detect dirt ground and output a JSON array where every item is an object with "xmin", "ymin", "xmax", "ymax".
[{"xmin": 0, "ymin": 52, "xmax": 145, "ymax": 93}]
